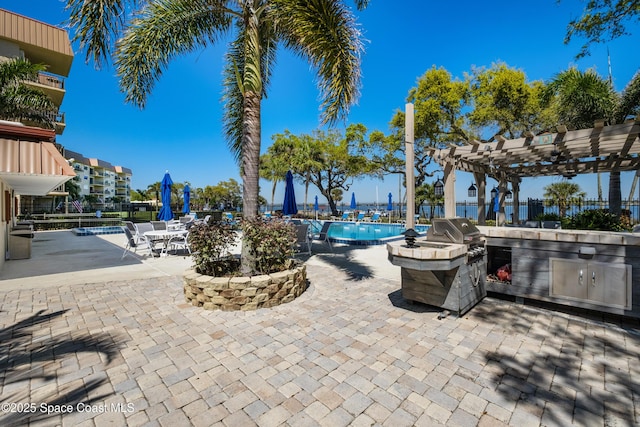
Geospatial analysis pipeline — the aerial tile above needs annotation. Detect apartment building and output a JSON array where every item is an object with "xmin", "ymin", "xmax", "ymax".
[
  {"xmin": 64, "ymin": 149, "xmax": 133, "ymax": 209},
  {"xmin": 0, "ymin": 9, "xmax": 75, "ymax": 267}
]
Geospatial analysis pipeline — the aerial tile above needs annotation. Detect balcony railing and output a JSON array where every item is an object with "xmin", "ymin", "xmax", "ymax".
[{"xmin": 28, "ymin": 72, "xmax": 65, "ymax": 90}]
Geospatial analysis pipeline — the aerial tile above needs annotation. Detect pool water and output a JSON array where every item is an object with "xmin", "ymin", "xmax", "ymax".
[
  {"xmin": 72, "ymin": 226, "xmax": 124, "ymax": 236},
  {"xmin": 326, "ymin": 222, "xmax": 429, "ymax": 245}
]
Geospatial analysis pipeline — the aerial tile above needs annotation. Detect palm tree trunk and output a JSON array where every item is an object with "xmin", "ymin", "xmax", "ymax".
[
  {"xmin": 241, "ymin": 91, "xmax": 261, "ymax": 275},
  {"xmin": 609, "ymin": 170, "xmax": 622, "ymax": 216}
]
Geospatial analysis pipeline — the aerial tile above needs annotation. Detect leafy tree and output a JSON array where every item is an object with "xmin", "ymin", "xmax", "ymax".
[
  {"xmin": 468, "ymin": 63, "xmax": 555, "ymax": 138},
  {"xmin": 203, "ymin": 179, "xmax": 243, "ymax": 211},
  {"xmin": 543, "ymin": 181, "xmax": 586, "ymax": 218},
  {"xmin": 83, "ymin": 194, "xmax": 99, "ymax": 211},
  {"xmin": 269, "ymin": 125, "xmax": 378, "ymax": 216},
  {"xmin": 562, "ymin": 0, "xmax": 640, "ymax": 58},
  {"xmin": 66, "ymin": 0, "xmax": 369, "ymax": 275},
  {"xmin": 0, "ymin": 58, "xmax": 56, "ymax": 127},
  {"xmin": 370, "ymin": 67, "xmax": 471, "ymax": 195}
]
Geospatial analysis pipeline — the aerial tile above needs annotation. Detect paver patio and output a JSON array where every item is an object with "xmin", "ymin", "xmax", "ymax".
[{"xmin": 1, "ymin": 231, "xmax": 639, "ymax": 426}]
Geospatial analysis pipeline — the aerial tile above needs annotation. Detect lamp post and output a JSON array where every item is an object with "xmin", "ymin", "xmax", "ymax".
[{"xmin": 434, "ymin": 177, "xmax": 444, "ymax": 197}]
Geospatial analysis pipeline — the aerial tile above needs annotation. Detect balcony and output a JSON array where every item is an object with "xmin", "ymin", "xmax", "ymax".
[{"xmin": 24, "ymin": 72, "xmax": 66, "ymax": 105}]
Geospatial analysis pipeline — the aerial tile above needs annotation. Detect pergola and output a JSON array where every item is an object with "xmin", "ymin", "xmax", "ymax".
[{"xmin": 427, "ymin": 117, "xmax": 640, "ymax": 224}]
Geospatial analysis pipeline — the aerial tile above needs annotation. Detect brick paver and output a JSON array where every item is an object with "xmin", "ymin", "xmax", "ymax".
[{"xmin": 2, "ymin": 255, "xmax": 640, "ymax": 426}]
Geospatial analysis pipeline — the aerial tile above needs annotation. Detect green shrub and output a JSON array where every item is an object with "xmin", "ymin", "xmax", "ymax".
[
  {"xmin": 566, "ymin": 209, "xmax": 629, "ymax": 232},
  {"xmin": 188, "ymin": 223, "xmax": 239, "ymax": 276},
  {"xmin": 242, "ymin": 218, "xmax": 296, "ymax": 275}
]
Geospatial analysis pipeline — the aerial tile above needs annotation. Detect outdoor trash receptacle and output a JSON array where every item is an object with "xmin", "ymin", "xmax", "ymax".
[{"xmin": 9, "ymin": 228, "xmax": 35, "ymax": 260}]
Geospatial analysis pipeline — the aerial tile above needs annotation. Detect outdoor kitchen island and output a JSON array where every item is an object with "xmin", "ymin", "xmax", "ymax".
[{"xmin": 479, "ymin": 226, "xmax": 640, "ymax": 319}]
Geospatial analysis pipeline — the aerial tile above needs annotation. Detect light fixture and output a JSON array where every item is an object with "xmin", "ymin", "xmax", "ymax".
[
  {"xmin": 434, "ymin": 177, "xmax": 444, "ymax": 197},
  {"xmin": 468, "ymin": 183, "xmax": 477, "ymax": 198},
  {"xmin": 505, "ymin": 189, "xmax": 513, "ymax": 199},
  {"xmin": 490, "ymin": 186, "xmax": 498, "ymax": 199},
  {"xmin": 550, "ymin": 141, "xmax": 561, "ymax": 163},
  {"xmin": 403, "ymin": 228, "xmax": 419, "ymax": 247}
]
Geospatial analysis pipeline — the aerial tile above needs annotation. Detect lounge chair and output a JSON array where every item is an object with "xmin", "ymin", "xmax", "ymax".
[
  {"xmin": 356, "ymin": 212, "xmax": 365, "ymax": 221},
  {"xmin": 224, "ymin": 212, "xmax": 234, "ymax": 222},
  {"xmin": 316, "ymin": 221, "xmax": 333, "ymax": 251},
  {"xmin": 341, "ymin": 212, "xmax": 350, "ymax": 221},
  {"xmin": 294, "ymin": 223, "xmax": 311, "ymax": 255},
  {"xmin": 370, "ymin": 212, "xmax": 381, "ymax": 222},
  {"xmin": 542, "ymin": 221, "xmax": 561, "ymax": 229}
]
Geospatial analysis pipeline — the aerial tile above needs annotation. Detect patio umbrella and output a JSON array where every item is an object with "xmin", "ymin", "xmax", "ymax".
[
  {"xmin": 350, "ymin": 192, "xmax": 357, "ymax": 210},
  {"xmin": 157, "ymin": 171, "xmax": 174, "ymax": 221},
  {"xmin": 387, "ymin": 192, "xmax": 393, "ymax": 223},
  {"xmin": 282, "ymin": 170, "xmax": 298, "ymax": 216},
  {"xmin": 182, "ymin": 184, "xmax": 190, "ymax": 214},
  {"xmin": 314, "ymin": 195, "xmax": 319, "ymax": 220}
]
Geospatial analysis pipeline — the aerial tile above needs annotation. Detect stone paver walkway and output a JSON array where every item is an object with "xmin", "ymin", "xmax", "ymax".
[{"xmin": 1, "ymin": 252, "xmax": 640, "ymax": 426}]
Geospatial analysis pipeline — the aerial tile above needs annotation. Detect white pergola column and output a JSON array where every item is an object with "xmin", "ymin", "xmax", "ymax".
[
  {"xmin": 474, "ymin": 172, "xmax": 486, "ymax": 225},
  {"xmin": 444, "ymin": 161, "xmax": 456, "ymax": 217}
]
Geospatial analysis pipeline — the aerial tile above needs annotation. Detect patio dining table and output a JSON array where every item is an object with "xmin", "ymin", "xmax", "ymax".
[{"xmin": 144, "ymin": 229, "xmax": 188, "ymax": 256}]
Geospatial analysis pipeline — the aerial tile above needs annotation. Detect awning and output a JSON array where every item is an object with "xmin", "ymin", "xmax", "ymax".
[{"xmin": 0, "ymin": 137, "xmax": 76, "ymax": 195}]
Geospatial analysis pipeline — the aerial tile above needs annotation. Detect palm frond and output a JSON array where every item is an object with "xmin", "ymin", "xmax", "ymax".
[
  {"xmin": 616, "ymin": 70, "xmax": 640, "ymax": 122},
  {"xmin": 222, "ymin": 31, "xmax": 246, "ymax": 162},
  {"xmin": 65, "ymin": 0, "xmax": 134, "ymax": 67},
  {"xmin": 272, "ymin": 0, "xmax": 363, "ymax": 124},
  {"xmin": 115, "ymin": 0, "xmax": 232, "ymax": 108}
]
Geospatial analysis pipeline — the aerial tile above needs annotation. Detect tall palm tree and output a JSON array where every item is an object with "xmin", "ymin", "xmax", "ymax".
[
  {"xmin": 0, "ymin": 58, "xmax": 56, "ymax": 127},
  {"xmin": 543, "ymin": 181, "xmax": 586, "ymax": 218},
  {"xmin": 545, "ymin": 68, "xmax": 640, "ymax": 216},
  {"xmin": 67, "ymin": 0, "xmax": 368, "ymax": 274}
]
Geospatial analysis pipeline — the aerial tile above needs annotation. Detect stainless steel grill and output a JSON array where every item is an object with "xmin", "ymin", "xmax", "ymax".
[{"xmin": 395, "ymin": 218, "xmax": 487, "ymax": 316}]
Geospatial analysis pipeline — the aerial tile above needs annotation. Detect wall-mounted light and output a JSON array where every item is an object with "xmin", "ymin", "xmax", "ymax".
[
  {"xmin": 505, "ymin": 189, "xmax": 513, "ymax": 199},
  {"xmin": 434, "ymin": 177, "xmax": 444, "ymax": 197},
  {"xmin": 468, "ymin": 183, "xmax": 477, "ymax": 198},
  {"xmin": 490, "ymin": 186, "xmax": 498, "ymax": 199}
]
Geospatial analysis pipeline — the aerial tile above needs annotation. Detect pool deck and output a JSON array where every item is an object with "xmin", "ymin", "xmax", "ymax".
[{"xmin": 1, "ymin": 230, "xmax": 639, "ymax": 426}]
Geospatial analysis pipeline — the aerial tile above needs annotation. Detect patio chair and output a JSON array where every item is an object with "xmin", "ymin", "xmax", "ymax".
[
  {"xmin": 124, "ymin": 221, "xmax": 142, "ymax": 244},
  {"xmin": 316, "ymin": 221, "xmax": 333, "ymax": 251},
  {"xmin": 341, "ymin": 212, "xmax": 350, "ymax": 221},
  {"xmin": 137, "ymin": 222, "xmax": 161, "ymax": 252},
  {"xmin": 294, "ymin": 223, "xmax": 312, "ymax": 256},
  {"xmin": 168, "ymin": 231, "xmax": 191, "ymax": 255},
  {"xmin": 121, "ymin": 227, "xmax": 151, "ymax": 259},
  {"xmin": 542, "ymin": 221, "xmax": 562, "ymax": 229},
  {"xmin": 151, "ymin": 220, "xmax": 167, "ymax": 231},
  {"xmin": 224, "ymin": 212, "xmax": 234, "ymax": 222},
  {"xmin": 370, "ymin": 212, "xmax": 381, "ymax": 222},
  {"xmin": 356, "ymin": 212, "xmax": 365, "ymax": 221}
]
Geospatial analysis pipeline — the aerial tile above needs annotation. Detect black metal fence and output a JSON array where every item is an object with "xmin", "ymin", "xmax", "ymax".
[{"xmin": 419, "ymin": 198, "xmax": 640, "ymax": 223}]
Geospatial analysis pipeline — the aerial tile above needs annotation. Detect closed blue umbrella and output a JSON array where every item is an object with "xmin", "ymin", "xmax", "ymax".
[
  {"xmin": 387, "ymin": 192, "xmax": 393, "ymax": 223},
  {"xmin": 157, "ymin": 171, "xmax": 174, "ymax": 221},
  {"xmin": 350, "ymin": 192, "xmax": 357, "ymax": 210},
  {"xmin": 314, "ymin": 195, "xmax": 319, "ymax": 220},
  {"xmin": 182, "ymin": 184, "xmax": 190, "ymax": 214},
  {"xmin": 282, "ymin": 171, "xmax": 298, "ymax": 216}
]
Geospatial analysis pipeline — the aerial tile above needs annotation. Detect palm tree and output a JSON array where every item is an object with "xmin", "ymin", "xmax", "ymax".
[
  {"xmin": 259, "ymin": 152, "xmax": 288, "ymax": 212},
  {"xmin": 545, "ymin": 68, "xmax": 640, "ymax": 216},
  {"xmin": 0, "ymin": 58, "xmax": 56, "ymax": 127},
  {"xmin": 543, "ymin": 181, "xmax": 586, "ymax": 218},
  {"xmin": 67, "ymin": 0, "xmax": 368, "ymax": 274}
]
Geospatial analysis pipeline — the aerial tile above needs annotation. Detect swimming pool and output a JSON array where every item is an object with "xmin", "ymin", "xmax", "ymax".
[
  {"xmin": 72, "ymin": 226, "xmax": 124, "ymax": 236},
  {"xmin": 326, "ymin": 222, "xmax": 429, "ymax": 245}
]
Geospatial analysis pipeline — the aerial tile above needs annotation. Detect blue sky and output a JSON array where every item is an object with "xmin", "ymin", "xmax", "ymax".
[{"xmin": 3, "ymin": 0, "xmax": 639, "ymax": 207}]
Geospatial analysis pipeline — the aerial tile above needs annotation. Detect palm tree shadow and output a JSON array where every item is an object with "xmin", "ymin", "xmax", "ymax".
[
  {"xmin": 308, "ymin": 243, "xmax": 375, "ymax": 280},
  {"xmin": 0, "ymin": 309, "xmax": 124, "ymax": 426}
]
